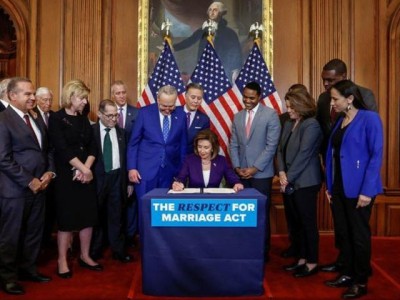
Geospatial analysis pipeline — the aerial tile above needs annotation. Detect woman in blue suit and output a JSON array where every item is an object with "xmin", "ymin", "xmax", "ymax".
[
  {"xmin": 172, "ymin": 129, "xmax": 243, "ymax": 192},
  {"xmin": 324, "ymin": 80, "xmax": 383, "ymax": 299}
]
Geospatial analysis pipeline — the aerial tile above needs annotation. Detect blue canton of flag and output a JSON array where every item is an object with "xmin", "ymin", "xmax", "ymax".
[
  {"xmin": 190, "ymin": 41, "xmax": 243, "ymax": 158},
  {"xmin": 233, "ymin": 42, "xmax": 282, "ymax": 113},
  {"xmin": 138, "ymin": 40, "xmax": 186, "ymax": 107}
]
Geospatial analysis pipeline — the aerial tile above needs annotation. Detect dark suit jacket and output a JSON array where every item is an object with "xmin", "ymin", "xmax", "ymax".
[
  {"xmin": 0, "ymin": 101, "xmax": 6, "ymax": 112},
  {"xmin": 0, "ymin": 106, "xmax": 54, "ymax": 198},
  {"xmin": 127, "ymin": 103, "xmax": 187, "ymax": 181},
  {"xmin": 316, "ymin": 85, "xmax": 377, "ymax": 156},
  {"xmin": 92, "ymin": 123, "xmax": 127, "ymax": 201},
  {"xmin": 175, "ymin": 154, "xmax": 240, "ymax": 188},
  {"xmin": 124, "ymin": 104, "xmax": 139, "ymax": 141},
  {"xmin": 176, "ymin": 106, "xmax": 210, "ymax": 154},
  {"xmin": 33, "ymin": 107, "xmax": 53, "ymax": 129},
  {"xmin": 277, "ymin": 117, "xmax": 323, "ymax": 190},
  {"xmin": 326, "ymin": 110, "xmax": 383, "ymax": 198}
]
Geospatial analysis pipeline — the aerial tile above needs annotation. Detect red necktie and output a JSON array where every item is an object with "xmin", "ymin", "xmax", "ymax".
[{"xmin": 24, "ymin": 115, "xmax": 40, "ymax": 145}]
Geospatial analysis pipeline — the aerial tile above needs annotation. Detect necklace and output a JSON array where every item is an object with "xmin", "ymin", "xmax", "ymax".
[{"xmin": 202, "ymin": 160, "xmax": 211, "ymax": 165}]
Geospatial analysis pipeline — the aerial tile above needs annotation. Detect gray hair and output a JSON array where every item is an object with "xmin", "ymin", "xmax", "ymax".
[
  {"xmin": 36, "ymin": 86, "xmax": 53, "ymax": 98},
  {"xmin": 0, "ymin": 78, "xmax": 11, "ymax": 100},
  {"xmin": 157, "ymin": 85, "xmax": 177, "ymax": 99},
  {"xmin": 208, "ymin": 1, "xmax": 227, "ymax": 16}
]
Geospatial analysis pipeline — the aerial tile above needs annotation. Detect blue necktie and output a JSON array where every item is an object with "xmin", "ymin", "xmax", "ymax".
[{"xmin": 162, "ymin": 115, "xmax": 169, "ymax": 142}]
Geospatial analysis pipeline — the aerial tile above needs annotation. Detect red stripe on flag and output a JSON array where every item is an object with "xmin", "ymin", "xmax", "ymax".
[
  {"xmin": 227, "ymin": 89, "xmax": 243, "ymax": 111},
  {"xmin": 266, "ymin": 94, "xmax": 281, "ymax": 114}
]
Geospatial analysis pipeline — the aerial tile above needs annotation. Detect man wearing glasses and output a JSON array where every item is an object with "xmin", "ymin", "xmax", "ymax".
[{"xmin": 90, "ymin": 99, "xmax": 133, "ymax": 263}]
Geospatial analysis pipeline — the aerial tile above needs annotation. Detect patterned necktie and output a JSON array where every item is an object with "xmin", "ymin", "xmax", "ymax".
[
  {"xmin": 186, "ymin": 112, "xmax": 191, "ymax": 128},
  {"xmin": 245, "ymin": 110, "xmax": 253, "ymax": 138},
  {"xmin": 44, "ymin": 112, "xmax": 49, "ymax": 127},
  {"xmin": 24, "ymin": 114, "xmax": 40, "ymax": 145},
  {"xmin": 118, "ymin": 107, "xmax": 124, "ymax": 128},
  {"xmin": 162, "ymin": 115, "xmax": 170, "ymax": 142},
  {"xmin": 103, "ymin": 128, "xmax": 113, "ymax": 172}
]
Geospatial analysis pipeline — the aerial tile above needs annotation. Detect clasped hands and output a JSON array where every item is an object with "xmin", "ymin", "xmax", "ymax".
[
  {"xmin": 28, "ymin": 171, "xmax": 54, "ymax": 194},
  {"xmin": 72, "ymin": 167, "xmax": 93, "ymax": 184},
  {"xmin": 235, "ymin": 167, "xmax": 258, "ymax": 180}
]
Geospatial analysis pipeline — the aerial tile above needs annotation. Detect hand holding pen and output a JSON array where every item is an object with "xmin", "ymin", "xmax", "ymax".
[{"xmin": 172, "ymin": 177, "xmax": 185, "ymax": 191}]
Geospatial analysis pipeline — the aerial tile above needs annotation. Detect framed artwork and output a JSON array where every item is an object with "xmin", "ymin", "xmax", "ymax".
[{"xmin": 137, "ymin": 0, "xmax": 273, "ymax": 96}]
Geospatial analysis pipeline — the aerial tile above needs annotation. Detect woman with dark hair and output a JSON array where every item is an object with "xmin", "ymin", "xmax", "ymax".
[
  {"xmin": 324, "ymin": 80, "xmax": 383, "ymax": 299},
  {"xmin": 172, "ymin": 129, "xmax": 243, "ymax": 192},
  {"xmin": 277, "ymin": 89, "xmax": 323, "ymax": 278}
]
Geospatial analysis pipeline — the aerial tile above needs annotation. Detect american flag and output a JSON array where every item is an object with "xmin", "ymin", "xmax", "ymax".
[
  {"xmin": 137, "ymin": 40, "xmax": 186, "ymax": 107},
  {"xmin": 232, "ymin": 42, "xmax": 283, "ymax": 114},
  {"xmin": 190, "ymin": 41, "xmax": 243, "ymax": 158}
]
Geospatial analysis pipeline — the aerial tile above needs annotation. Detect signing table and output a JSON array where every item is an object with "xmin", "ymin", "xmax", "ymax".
[{"xmin": 140, "ymin": 188, "xmax": 267, "ymax": 297}]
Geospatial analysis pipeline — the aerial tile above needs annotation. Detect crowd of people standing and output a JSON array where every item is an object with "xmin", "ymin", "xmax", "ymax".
[{"xmin": 0, "ymin": 57, "xmax": 383, "ymax": 299}]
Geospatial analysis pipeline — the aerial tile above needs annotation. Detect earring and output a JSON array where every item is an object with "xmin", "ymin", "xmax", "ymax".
[{"xmin": 346, "ymin": 104, "xmax": 352, "ymax": 111}]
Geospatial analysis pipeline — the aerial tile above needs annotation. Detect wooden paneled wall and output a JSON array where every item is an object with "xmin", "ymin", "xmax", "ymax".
[{"xmin": 1, "ymin": 0, "xmax": 400, "ymax": 236}]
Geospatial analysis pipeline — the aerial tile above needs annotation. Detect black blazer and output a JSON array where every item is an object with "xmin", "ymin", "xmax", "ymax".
[
  {"xmin": 0, "ymin": 101, "xmax": 6, "ymax": 112},
  {"xmin": 0, "ymin": 106, "xmax": 54, "ymax": 198},
  {"xmin": 92, "ymin": 123, "xmax": 127, "ymax": 202}
]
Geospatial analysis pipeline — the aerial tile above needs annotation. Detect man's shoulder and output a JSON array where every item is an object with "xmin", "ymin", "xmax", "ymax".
[
  {"xmin": 127, "ymin": 104, "xmax": 139, "ymax": 112},
  {"xmin": 196, "ymin": 109, "xmax": 209, "ymax": 119}
]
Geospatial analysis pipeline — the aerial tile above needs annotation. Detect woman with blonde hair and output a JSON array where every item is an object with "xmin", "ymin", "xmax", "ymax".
[{"xmin": 48, "ymin": 80, "xmax": 101, "ymax": 278}]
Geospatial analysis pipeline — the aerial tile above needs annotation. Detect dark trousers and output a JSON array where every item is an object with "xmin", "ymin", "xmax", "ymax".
[
  {"xmin": 330, "ymin": 201, "xmax": 346, "ymax": 265},
  {"xmin": 331, "ymin": 185, "xmax": 373, "ymax": 284},
  {"xmin": 0, "ymin": 193, "xmax": 45, "ymax": 282},
  {"xmin": 125, "ymin": 193, "xmax": 138, "ymax": 239},
  {"xmin": 91, "ymin": 170, "xmax": 124, "ymax": 256},
  {"xmin": 242, "ymin": 177, "xmax": 272, "ymax": 254},
  {"xmin": 135, "ymin": 166, "xmax": 174, "ymax": 233},
  {"xmin": 285, "ymin": 185, "xmax": 320, "ymax": 263},
  {"xmin": 283, "ymin": 193, "xmax": 301, "ymax": 255},
  {"xmin": 42, "ymin": 183, "xmax": 56, "ymax": 246}
]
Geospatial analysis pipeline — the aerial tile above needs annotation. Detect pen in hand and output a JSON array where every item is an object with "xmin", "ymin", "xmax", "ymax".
[{"xmin": 172, "ymin": 177, "xmax": 184, "ymax": 191}]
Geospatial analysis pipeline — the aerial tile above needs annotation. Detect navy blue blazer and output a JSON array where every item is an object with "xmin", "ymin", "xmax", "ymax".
[
  {"xmin": 127, "ymin": 104, "xmax": 187, "ymax": 181},
  {"xmin": 176, "ymin": 154, "xmax": 240, "ymax": 188},
  {"xmin": 326, "ymin": 110, "xmax": 383, "ymax": 198},
  {"xmin": 176, "ymin": 106, "xmax": 210, "ymax": 154}
]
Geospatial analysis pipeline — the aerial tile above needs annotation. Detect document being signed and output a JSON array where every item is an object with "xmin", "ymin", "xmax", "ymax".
[{"xmin": 168, "ymin": 188, "xmax": 235, "ymax": 194}]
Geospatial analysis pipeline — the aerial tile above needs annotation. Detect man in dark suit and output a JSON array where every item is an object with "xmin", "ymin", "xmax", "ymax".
[
  {"xmin": 0, "ymin": 78, "xmax": 11, "ymax": 112},
  {"xmin": 176, "ymin": 83, "xmax": 210, "ymax": 154},
  {"xmin": 316, "ymin": 59, "xmax": 377, "ymax": 274},
  {"xmin": 316, "ymin": 59, "xmax": 377, "ymax": 158},
  {"xmin": 110, "ymin": 80, "xmax": 139, "ymax": 246},
  {"xmin": 230, "ymin": 81, "xmax": 281, "ymax": 261},
  {"xmin": 33, "ymin": 87, "xmax": 56, "ymax": 247},
  {"xmin": 0, "ymin": 77, "xmax": 55, "ymax": 295},
  {"xmin": 127, "ymin": 85, "xmax": 187, "ymax": 212},
  {"xmin": 90, "ymin": 99, "xmax": 133, "ymax": 263}
]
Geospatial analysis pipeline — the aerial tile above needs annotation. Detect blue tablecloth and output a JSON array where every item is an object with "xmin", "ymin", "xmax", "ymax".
[{"xmin": 140, "ymin": 188, "xmax": 267, "ymax": 297}]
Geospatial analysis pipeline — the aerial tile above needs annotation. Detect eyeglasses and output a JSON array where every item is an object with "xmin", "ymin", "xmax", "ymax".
[{"xmin": 102, "ymin": 113, "xmax": 119, "ymax": 120}]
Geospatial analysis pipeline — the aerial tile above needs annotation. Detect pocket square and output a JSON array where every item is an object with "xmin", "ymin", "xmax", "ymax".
[{"xmin": 195, "ymin": 126, "xmax": 202, "ymax": 129}]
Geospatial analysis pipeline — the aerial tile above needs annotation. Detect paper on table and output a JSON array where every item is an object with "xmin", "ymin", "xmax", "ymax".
[
  {"xmin": 168, "ymin": 188, "xmax": 201, "ymax": 194},
  {"xmin": 167, "ymin": 188, "xmax": 235, "ymax": 194}
]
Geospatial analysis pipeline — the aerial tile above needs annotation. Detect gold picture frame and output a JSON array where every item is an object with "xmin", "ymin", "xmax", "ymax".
[{"xmin": 137, "ymin": 0, "xmax": 273, "ymax": 97}]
